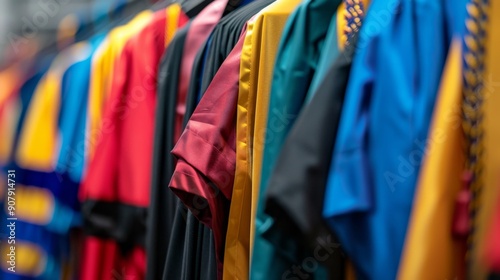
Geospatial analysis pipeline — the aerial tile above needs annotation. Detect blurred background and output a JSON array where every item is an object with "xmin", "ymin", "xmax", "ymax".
[
  {"xmin": 0, "ymin": 1, "xmax": 162, "ymax": 279},
  {"xmin": 0, "ymin": 0, "xmax": 154, "ymax": 68}
]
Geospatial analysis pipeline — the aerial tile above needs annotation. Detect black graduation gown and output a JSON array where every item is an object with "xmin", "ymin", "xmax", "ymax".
[
  {"xmin": 160, "ymin": 1, "xmax": 278, "ymax": 279},
  {"xmin": 154, "ymin": 20, "xmax": 218, "ymax": 280},
  {"xmin": 263, "ymin": 33, "xmax": 360, "ymax": 279},
  {"xmin": 147, "ymin": 22, "xmax": 217, "ymax": 280}
]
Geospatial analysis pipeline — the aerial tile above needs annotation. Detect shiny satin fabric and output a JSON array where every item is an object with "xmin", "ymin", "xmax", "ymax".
[
  {"xmin": 244, "ymin": 0, "xmax": 301, "ymax": 255},
  {"xmin": 169, "ymin": 1, "xmax": 274, "ymax": 279},
  {"xmin": 323, "ymin": 0, "xmax": 448, "ymax": 279},
  {"xmin": 225, "ymin": 15, "xmax": 258, "ymax": 280},
  {"xmin": 229, "ymin": 1, "xmax": 302, "ymax": 279},
  {"xmin": 167, "ymin": 2, "xmax": 250, "ymax": 279},
  {"xmin": 170, "ymin": 31, "xmax": 247, "ymax": 278}
]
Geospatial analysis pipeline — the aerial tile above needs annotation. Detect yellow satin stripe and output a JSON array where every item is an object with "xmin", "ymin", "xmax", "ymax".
[
  {"xmin": 472, "ymin": 0, "xmax": 500, "ymax": 277},
  {"xmin": 165, "ymin": 3, "xmax": 182, "ymax": 47},
  {"xmin": 249, "ymin": 0, "xmax": 299, "ymax": 257},
  {"xmin": 16, "ymin": 42, "xmax": 91, "ymax": 171},
  {"xmin": 0, "ymin": 241, "xmax": 46, "ymax": 277},
  {"xmin": 86, "ymin": 10, "xmax": 152, "ymax": 159},
  {"xmin": 224, "ymin": 1, "xmax": 301, "ymax": 279},
  {"xmin": 397, "ymin": 39, "xmax": 464, "ymax": 280},
  {"xmin": 13, "ymin": 185, "xmax": 54, "ymax": 225},
  {"xmin": 224, "ymin": 15, "xmax": 256, "ymax": 280},
  {"xmin": 16, "ymin": 72, "xmax": 60, "ymax": 171}
]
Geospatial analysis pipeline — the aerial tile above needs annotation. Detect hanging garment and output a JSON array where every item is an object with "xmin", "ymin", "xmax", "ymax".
[
  {"xmin": 173, "ymin": 0, "xmax": 230, "ymax": 142},
  {"xmin": 142, "ymin": 6, "xmax": 188, "ymax": 280},
  {"xmin": 56, "ymin": 38, "xmax": 106, "ymax": 183},
  {"xmin": 323, "ymin": 0, "xmax": 449, "ymax": 279},
  {"xmin": 162, "ymin": 203, "xmax": 218, "ymax": 280},
  {"xmin": 182, "ymin": 36, "xmax": 210, "ymax": 126},
  {"xmin": 400, "ymin": 0, "xmax": 500, "ymax": 278},
  {"xmin": 161, "ymin": 2, "xmax": 229, "ymax": 280},
  {"xmin": 228, "ymin": 1, "xmax": 308, "ymax": 279},
  {"xmin": 147, "ymin": 21, "xmax": 212, "ymax": 280},
  {"xmin": 251, "ymin": 0, "xmax": 344, "ymax": 277},
  {"xmin": 259, "ymin": 1, "xmax": 370, "ymax": 277},
  {"xmin": 165, "ymin": 0, "xmax": 252, "ymax": 279},
  {"xmin": 79, "ymin": 12, "xmax": 163, "ymax": 280},
  {"xmin": 159, "ymin": 25, "xmax": 219, "ymax": 280},
  {"xmin": 147, "ymin": 19, "xmax": 189, "ymax": 280},
  {"xmin": 163, "ymin": 49, "xmax": 216, "ymax": 280},
  {"xmin": 79, "ymin": 5, "xmax": 188, "ymax": 280},
  {"xmin": 0, "ymin": 58, "xmax": 53, "ymax": 169},
  {"xmin": 0, "ymin": 61, "xmax": 54, "ymax": 280},
  {"xmin": 86, "ymin": 10, "xmax": 153, "ymax": 160},
  {"xmin": 16, "ymin": 42, "xmax": 95, "ymax": 173},
  {"xmin": 165, "ymin": 3, "xmax": 273, "ymax": 279},
  {"xmin": 169, "ymin": 29, "xmax": 247, "ymax": 279},
  {"xmin": 396, "ymin": 38, "xmax": 465, "ymax": 280},
  {"xmin": 164, "ymin": 1, "xmax": 269, "ymax": 279},
  {"xmin": 395, "ymin": 1, "xmax": 467, "ymax": 277},
  {"xmin": 1, "ymin": 34, "xmax": 103, "ymax": 280},
  {"xmin": 263, "ymin": 31, "xmax": 360, "ymax": 280},
  {"xmin": 184, "ymin": 0, "xmax": 273, "ymax": 147},
  {"xmin": 162, "ymin": 2, "xmax": 272, "ymax": 279},
  {"xmin": 228, "ymin": 0, "xmax": 304, "ymax": 278}
]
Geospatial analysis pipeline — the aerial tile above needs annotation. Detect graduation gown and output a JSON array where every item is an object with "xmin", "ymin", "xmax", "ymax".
[{"xmin": 263, "ymin": 32, "xmax": 360, "ymax": 280}]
